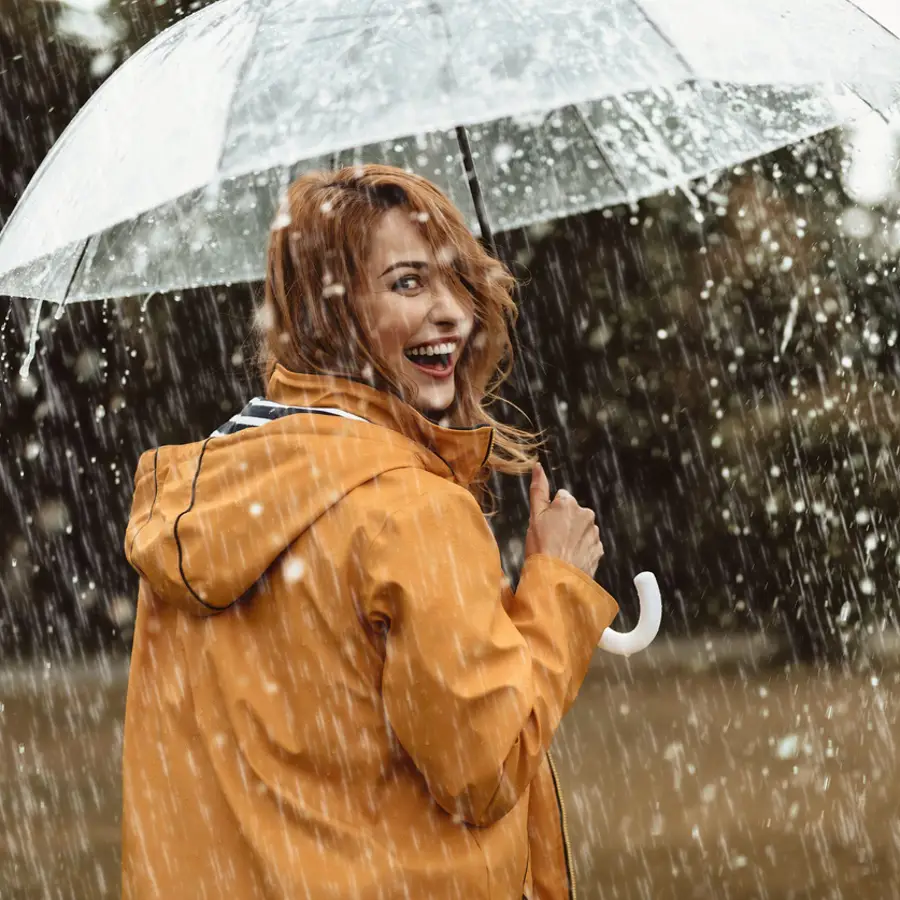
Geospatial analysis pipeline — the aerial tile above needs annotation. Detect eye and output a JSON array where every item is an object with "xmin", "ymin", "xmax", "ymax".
[{"xmin": 391, "ymin": 273, "xmax": 424, "ymax": 293}]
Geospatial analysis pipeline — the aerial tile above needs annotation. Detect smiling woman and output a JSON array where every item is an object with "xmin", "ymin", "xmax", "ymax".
[{"xmin": 121, "ymin": 164, "xmax": 616, "ymax": 900}]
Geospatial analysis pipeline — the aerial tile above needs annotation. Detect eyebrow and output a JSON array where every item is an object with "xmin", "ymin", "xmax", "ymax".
[{"xmin": 379, "ymin": 260, "xmax": 429, "ymax": 277}]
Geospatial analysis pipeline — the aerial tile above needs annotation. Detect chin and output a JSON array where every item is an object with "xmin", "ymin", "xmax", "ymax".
[{"xmin": 414, "ymin": 386, "xmax": 455, "ymax": 416}]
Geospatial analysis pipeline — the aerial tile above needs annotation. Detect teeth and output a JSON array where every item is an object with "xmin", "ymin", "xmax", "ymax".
[{"xmin": 406, "ymin": 341, "xmax": 457, "ymax": 357}]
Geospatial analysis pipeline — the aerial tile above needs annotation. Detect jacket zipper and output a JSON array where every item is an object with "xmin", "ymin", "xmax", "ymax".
[{"xmin": 546, "ymin": 751, "xmax": 576, "ymax": 900}]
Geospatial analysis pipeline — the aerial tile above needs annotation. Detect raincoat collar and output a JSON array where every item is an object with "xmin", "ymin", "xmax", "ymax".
[{"xmin": 266, "ymin": 364, "xmax": 494, "ymax": 487}]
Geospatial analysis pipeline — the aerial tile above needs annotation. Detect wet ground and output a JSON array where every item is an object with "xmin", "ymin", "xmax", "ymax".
[{"xmin": 2, "ymin": 650, "xmax": 900, "ymax": 899}]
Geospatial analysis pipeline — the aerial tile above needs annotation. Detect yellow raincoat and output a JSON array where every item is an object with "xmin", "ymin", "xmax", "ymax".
[{"xmin": 122, "ymin": 363, "xmax": 618, "ymax": 898}]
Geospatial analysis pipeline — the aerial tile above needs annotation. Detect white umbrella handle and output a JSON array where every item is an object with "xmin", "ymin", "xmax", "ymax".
[{"xmin": 597, "ymin": 572, "xmax": 662, "ymax": 657}]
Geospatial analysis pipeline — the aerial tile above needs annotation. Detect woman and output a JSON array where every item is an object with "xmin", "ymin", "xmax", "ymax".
[{"xmin": 121, "ymin": 165, "xmax": 617, "ymax": 899}]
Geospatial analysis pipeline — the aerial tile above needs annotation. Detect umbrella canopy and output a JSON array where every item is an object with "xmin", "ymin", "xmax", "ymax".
[{"xmin": 1, "ymin": 0, "xmax": 899, "ymax": 304}]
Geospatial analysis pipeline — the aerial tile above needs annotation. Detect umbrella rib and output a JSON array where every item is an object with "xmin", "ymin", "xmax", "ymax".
[
  {"xmin": 323, "ymin": 1, "xmax": 409, "ymax": 141},
  {"xmin": 295, "ymin": 27, "xmax": 370, "ymax": 45},
  {"xmin": 60, "ymin": 238, "xmax": 91, "ymax": 307},
  {"xmin": 214, "ymin": 9, "xmax": 375, "ymax": 175},
  {"xmin": 628, "ymin": 0, "xmax": 695, "ymax": 77},
  {"xmin": 307, "ymin": 1, "xmax": 403, "ymax": 171},
  {"xmin": 571, "ymin": 104, "xmax": 635, "ymax": 204},
  {"xmin": 844, "ymin": 83, "xmax": 891, "ymax": 123},
  {"xmin": 843, "ymin": 0, "xmax": 900, "ymax": 41},
  {"xmin": 214, "ymin": 2, "xmax": 267, "ymax": 175},
  {"xmin": 305, "ymin": 12, "xmax": 396, "ymax": 22}
]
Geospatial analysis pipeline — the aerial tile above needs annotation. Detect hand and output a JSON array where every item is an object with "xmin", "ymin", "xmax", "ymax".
[{"xmin": 524, "ymin": 463, "xmax": 604, "ymax": 579}]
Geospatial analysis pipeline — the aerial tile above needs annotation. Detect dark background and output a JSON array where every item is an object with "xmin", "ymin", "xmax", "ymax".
[{"xmin": 2, "ymin": 0, "xmax": 900, "ymax": 665}]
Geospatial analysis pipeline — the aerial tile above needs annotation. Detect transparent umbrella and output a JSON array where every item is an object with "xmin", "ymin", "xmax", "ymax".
[{"xmin": 1, "ymin": 0, "xmax": 899, "ymax": 308}]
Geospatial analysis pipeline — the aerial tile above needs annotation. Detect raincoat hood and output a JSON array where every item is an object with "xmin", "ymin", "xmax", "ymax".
[{"xmin": 124, "ymin": 364, "xmax": 493, "ymax": 616}]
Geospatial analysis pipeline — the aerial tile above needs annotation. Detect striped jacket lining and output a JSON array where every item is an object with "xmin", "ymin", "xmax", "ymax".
[{"xmin": 210, "ymin": 397, "xmax": 370, "ymax": 437}]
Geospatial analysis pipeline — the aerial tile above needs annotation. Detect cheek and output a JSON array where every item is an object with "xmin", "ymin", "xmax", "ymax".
[
  {"xmin": 356, "ymin": 288, "xmax": 438, "ymax": 358},
  {"xmin": 357, "ymin": 295, "xmax": 403, "ymax": 354},
  {"xmin": 377, "ymin": 304, "xmax": 429, "ymax": 353}
]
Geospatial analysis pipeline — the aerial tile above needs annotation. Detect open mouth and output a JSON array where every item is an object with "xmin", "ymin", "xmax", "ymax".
[{"xmin": 403, "ymin": 340, "xmax": 459, "ymax": 379}]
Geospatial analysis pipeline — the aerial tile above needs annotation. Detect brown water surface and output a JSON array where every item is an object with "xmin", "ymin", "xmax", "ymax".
[{"xmin": 2, "ymin": 659, "xmax": 898, "ymax": 899}]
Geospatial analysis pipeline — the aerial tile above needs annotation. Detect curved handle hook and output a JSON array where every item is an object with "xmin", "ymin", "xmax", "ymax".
[{"xmin": 597, "ymin": 572, "xmax": 662, "ymax": 657}]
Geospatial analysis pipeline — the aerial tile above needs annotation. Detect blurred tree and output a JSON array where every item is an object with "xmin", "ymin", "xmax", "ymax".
[
  {"xmin": 496, "ymin": 132, "xmax": 900, "ymax": 664},
  {"xmin": 0, "ymin": 0, "xmax": 222, "ymax": 657}
]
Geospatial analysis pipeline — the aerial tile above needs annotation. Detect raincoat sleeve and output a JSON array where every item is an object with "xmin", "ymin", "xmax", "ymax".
[{"xmin": 363, "ymin": 484, "xmax": 618, "ymax": 827}]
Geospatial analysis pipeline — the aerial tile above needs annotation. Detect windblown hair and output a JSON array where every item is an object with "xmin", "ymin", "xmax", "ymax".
[{"xmin": 255, "ymin": 163, "xmax": 540, "ymax": 492}]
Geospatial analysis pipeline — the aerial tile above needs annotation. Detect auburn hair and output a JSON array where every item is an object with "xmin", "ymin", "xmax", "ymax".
[{"xmin": 255, "ymin": 164, "xmax": 541, "ymax": 493}]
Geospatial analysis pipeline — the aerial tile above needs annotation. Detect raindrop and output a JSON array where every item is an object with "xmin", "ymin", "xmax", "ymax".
[
  {"xmin": 491, "ymin": 142, "xmax": 514, "ymax": 166},
  {"xmin": 840, "ymin": 206, "xmax": 875, "ymax": 239},
  {"xmin": 775, "ymin": 734, "xmax": 800, "ymax": 760},
  {"xmin": 283, "ymin": 556, "xmax": 306, "ymax": 584},
  {"xmin": 108, "ymin": 596, "xmax": 135, "ymax": 628},
  {"xmin": 271, "ymin": 209, "xmax": 291, "ymax": 230},
  {"xmin": 37, "ymin": 499, "xmax": 70, "ymax": 534}
]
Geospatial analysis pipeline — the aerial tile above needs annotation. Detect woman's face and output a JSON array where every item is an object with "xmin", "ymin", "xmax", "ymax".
[{"xmin": 355, "ymin": 207, "xmax": 475, "ymax": 416}]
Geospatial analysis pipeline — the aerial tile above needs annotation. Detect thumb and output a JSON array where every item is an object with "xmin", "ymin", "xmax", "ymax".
[{"xmin": 529, "ymin": 463, "xmax": 550, "ymax": 517}]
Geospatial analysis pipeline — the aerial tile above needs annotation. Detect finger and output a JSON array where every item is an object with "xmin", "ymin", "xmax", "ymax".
[
  {"xmin": 575, "ymin": 529, "xmax": 600, "ymax": 556},
  {"xmin": 529, "ymin": 463, "xmax": 550, "ymax": 516},
  {"xmin": 581, "ymin": 529, "xmax": 602, "ymax": 558},
  {"xmin": 573, "ymin": 508, "xmax": 595, "ymax": 532}
]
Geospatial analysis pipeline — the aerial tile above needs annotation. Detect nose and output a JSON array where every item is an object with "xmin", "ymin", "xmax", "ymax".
[{"xmin": 428, "ymin": 278, "xmax": 470, "ymax": 328}]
